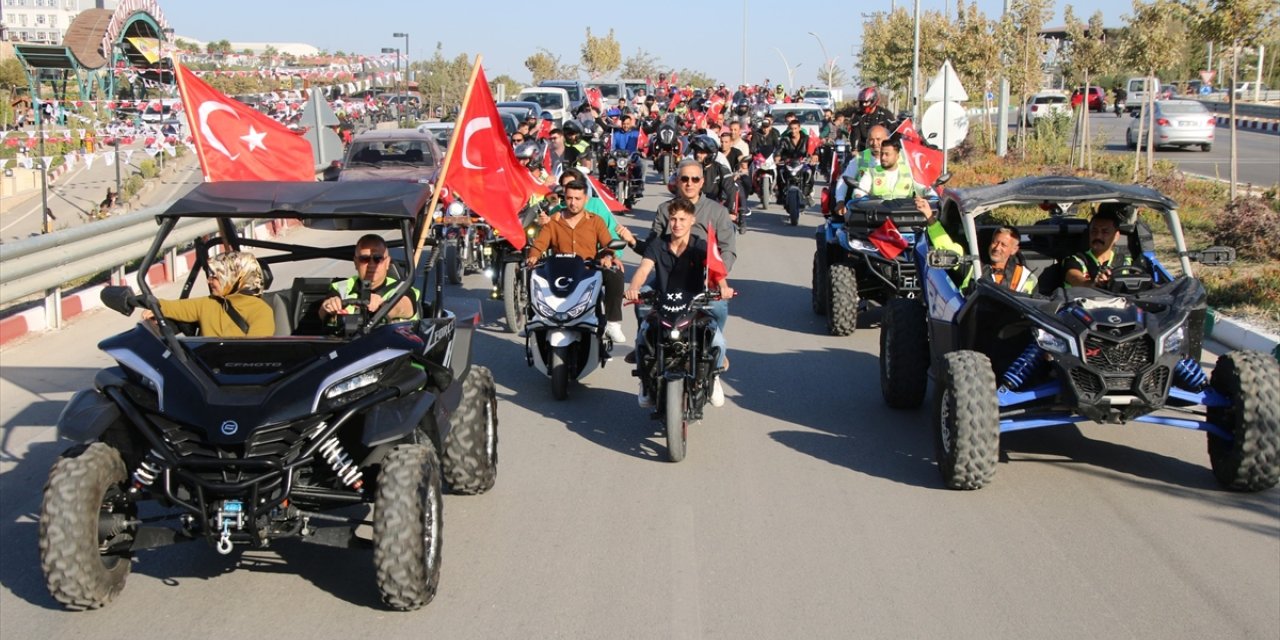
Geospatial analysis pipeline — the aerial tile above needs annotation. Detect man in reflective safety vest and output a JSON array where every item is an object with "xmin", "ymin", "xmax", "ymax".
[
  {"xmin": 319, "ymin": 234, "xmax": 420, "ymax": 323},
  {"xmin": 1065, "ymin": 207, "xmax": 1131, "ymax": 289},
  {"xmin": 853, "ymin": 135, "xmax": 930, "ymax": 200}
]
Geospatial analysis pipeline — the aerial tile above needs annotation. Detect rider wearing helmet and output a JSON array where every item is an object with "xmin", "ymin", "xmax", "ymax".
[
  {"xmin": 561, "ymin": 119, "xmax": 591, "ymax": 169},
  {"xmin": 687, "ymin": 134, "xmax": 735, "ymax": 208},
  {"xmin": 850, "ymin": 86, "xmax": 895, "ymax": 153}
]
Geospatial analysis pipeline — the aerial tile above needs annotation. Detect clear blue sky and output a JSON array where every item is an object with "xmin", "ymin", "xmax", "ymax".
[{"xmin": 163, "ymin": 0, "xmax": 1121, "ymax": 91}]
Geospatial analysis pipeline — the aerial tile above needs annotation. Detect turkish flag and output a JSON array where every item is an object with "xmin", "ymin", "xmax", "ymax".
[
  {"xmin": 586, "ymin": 87, "xmax": 603, "ymax": 112},
  {"xmin": 868, "ymin": 218, "xmax": 910, "ymax": 260},
  {"xmin": 901, "ymin": 137, "xmax": 943, "ymax": 191},
  {"xmin": 895, "ymin": 118, "xmax": 920, "ymax": 142},
  {"xmin": 536, "ymin": 118, "xmax": 552, "ymax": 139},
  {"xmin": 637, "ymin": 128, "xmax": 649, "ymax": 154},
  {"xmin": 706, "ymin": 226, "xmax": 728, "ymax": 287},
  {"xmin": 442, "ymin": 65, "xmax": 549, "ymax": 250},
  {"xmin": 174, "ymin": 64, "xmax": 314, "ymax": 182},
  {"xmin": 587, "ymin": 174, "xmax": 627, "ymax": 212},
  {"xmin": 806, "ymin": 131, "xmax": 822, "ymax": 156},
  {"xmin": 542, "ymin": 143, "xmax": 554, "ymax": 175}
]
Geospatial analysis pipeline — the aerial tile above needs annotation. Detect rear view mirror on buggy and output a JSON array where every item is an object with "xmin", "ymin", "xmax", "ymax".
[
  {"xmin": 928, "ymin": 250, "xmax": 963, "ymax": 269},
  {"xmin": 100, "ymin": 286, "xmax": 138, "ymax": 316},
  {"xmin": 843, "ymin": 175, "xmax": 858, "ymax": 188},
  {"xmin": 1192, "ymin": 246, "xmax": 1235, "ymax": 266},
  {"xmin": 933, "ymin": 172, "xmax": 952, "ymax": 188}
]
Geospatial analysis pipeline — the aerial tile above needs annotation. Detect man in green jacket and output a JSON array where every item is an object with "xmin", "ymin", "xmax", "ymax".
[{"xmin": 922, "ymin": 207, "xmax": 1038, "ymax": 295}]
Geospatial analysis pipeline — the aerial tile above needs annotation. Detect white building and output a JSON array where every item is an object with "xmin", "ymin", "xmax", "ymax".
[{"xmin": 1, "ymin": 0, "xmax": 116, "ymax": 45}]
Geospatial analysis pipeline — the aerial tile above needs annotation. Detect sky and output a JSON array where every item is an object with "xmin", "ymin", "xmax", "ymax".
[{"xmin": 162, "ymin": 0, "xmax": 1124, "ymax": 92}]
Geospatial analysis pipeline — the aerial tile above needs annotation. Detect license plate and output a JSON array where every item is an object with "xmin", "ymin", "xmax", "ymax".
[{"xmin": 1178, "ymin": 121, "xmax": 1197, "ymax": 126}]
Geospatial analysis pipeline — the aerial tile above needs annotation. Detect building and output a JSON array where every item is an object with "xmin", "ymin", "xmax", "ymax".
[{"xmin": 2, "ymin": 0, "xmax": 118, "ymax": 45}]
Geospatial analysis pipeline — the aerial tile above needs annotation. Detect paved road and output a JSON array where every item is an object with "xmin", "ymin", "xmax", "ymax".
[
  {"xmin": 1, "ymin": 143, "xmax": 202, "ymax": 243},
  {"xmin": 1, "ymin": 184, "xmax": 1277, "ymax": 639}
]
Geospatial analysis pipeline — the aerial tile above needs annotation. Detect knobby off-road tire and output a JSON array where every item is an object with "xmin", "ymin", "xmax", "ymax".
[
  {"xmin": 1207, "ymin": 351, "xmax": 1280, "ymax": 491},
  {"xmin": 444, "ymin": 244, "xmax": 463, "ymax": 285},
  {"xmin": 502, "ymin": 262, "xmax": 526, "ymax": 335},
  {"xmin": 39, "ymin": 442, "xmax": 132, "ymax": 610},
  {"xmin": 550, "ymin": 346, "xmax": 570, "ymax": 401},
  {"xmin": 374, "ymin": 443, "xmax": 444, "ymax": 610},
  {"xmin": 442, "ymin": 366, "xmax": 498, "ymax": 494},
  {"xmin": 826, "ymin": 263, "xmax": 859, "ymax": 336},
  {"xmin": 665, "ymin": 379, "xmax": 686, "ymax": 463},
  {"xmin": 880, "ymin": 298, "xmax": 930, "ymax": 409},
  {"xmin": 811, "ymin": 251, "xmax": 828, "ymax": 315},
  {"xmin": 934, "ymin": 351, "xmax": 1000, "ymax": 490}
]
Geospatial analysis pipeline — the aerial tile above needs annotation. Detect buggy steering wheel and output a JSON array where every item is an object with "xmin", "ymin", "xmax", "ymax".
[{"xmin": 1106, "ymin": 264, "xmax": 1153, "ymax": 294}]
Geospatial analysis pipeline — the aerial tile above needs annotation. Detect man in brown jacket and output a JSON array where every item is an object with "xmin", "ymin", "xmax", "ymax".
[{"xmin": 526, "ymin": 180, "xmax": 626, "ymax": 341}]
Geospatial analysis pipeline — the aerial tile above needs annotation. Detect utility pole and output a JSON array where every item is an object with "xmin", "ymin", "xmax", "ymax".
[
  {"xmin": 741, "ymin": 0, "xmax": 747, "ymax": 86},
  {"xmin": 37, "ymin": 101, "xmax": 51, "ymax": 234},
  {"xmin": 809, "ymin": 32, "xmax": 834, "ymax": 91},
  {"xmin": 996, "ymin": 0, "xmax": 1011, "ymax": 157},
  {"xmin": 911, "ymin": 0, "xmax": 922, "ymax": 120}
]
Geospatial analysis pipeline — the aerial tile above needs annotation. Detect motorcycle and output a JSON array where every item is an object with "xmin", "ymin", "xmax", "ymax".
[
  {"xmin": 751, "ymin": 153, "xmax": 777, "ymax": 212},
  {"xmin": 1114, "ymin": 98, "xmax": 1126, "ymax": 117},
  {"xmin": 525, "ymin": 245, "xmax": 625, "ymax": 400},
  {"xmin": 604, "ymin": 149, "xmax": 643, "ymax": 209},
  {"xmin": 779, "ymin": 157, "xmax": 813, "ymax": 226},
  {"xmin": 633, "ymin": 288, "xmax": 724, "ymax": 462},
  {"xmin": 652, "ymin": 123, "xmax": 682, "ymax": 184},
  {"xmin": 434, "ymin": 200, "xmax": 491, "ymax": 285}
]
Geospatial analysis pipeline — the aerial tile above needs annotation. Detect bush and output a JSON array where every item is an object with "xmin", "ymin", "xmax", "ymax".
[
  {"xmin": 138, "ymin": 159, "xmax": 158, "ymax": 179},
  {"xmin": 1213, "ymin": 197, "xmax": 1280, "ymax": 261},
  {"xmin": 121, "ymin": 174, "xmax": 145, "ymax": 201},
  {"xmin": 1201, "ymin": 265, "xmax": 1280, "ymax": 324}
]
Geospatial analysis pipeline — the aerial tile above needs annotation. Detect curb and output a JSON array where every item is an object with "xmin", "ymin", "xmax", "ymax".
[
  {"xmin": 1205, "ymin": 307, "xmax": 1280, "ymax": 362},
  {"xmin": 0, "ymin": 218, "xmax": 301, "ymax": 348},
  {"xmin": 1214, "ymin": 117, "xmax": 1280, "ymax": 134}
]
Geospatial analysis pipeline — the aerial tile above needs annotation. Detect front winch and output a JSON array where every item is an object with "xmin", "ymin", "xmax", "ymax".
[{"xmin": 213, "ymin": 500, "xmax": 245, "ymax": 554}]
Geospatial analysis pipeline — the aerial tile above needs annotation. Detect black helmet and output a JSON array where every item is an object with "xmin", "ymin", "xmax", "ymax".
[
  {"xmin": 514, "ymin": 141, "xmax": 539, "ymax": 161},
  {"xmin": 857, "ymin": 87, "xmax": 880, "ymax": 114},
  {"xmin": 689, "ymin": 134, "xmax": 718, "ymax": 157},
  {"xmin": 562, "ymin": 119, "xmax": 583, "ymax": 136}
]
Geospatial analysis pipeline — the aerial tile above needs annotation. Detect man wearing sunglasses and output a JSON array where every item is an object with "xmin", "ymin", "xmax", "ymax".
[{"xmin": 319, "ymin": 234, "xmax": 419, "ymax": 324}]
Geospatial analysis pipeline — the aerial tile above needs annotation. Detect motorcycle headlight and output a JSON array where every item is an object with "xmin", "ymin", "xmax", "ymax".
[
  {"xmin": 446, "ymin": 201, "xmax": 466, "ymax": 217},
  {"xmin": 1033, "ymin": 327, "xmax": 1071, "ymax": 355},
  {"xmin": 1162, "ymin": 324, "xmax": 1186, "ymax": 354},
  {"xmin": 323, "ymin": 369, "xmax": 382, "ymax": 401}
]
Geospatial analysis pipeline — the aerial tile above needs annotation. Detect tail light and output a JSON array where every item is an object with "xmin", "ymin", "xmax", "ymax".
[
  {"xmin": 1030, "ymin": 105, "xmax": 1039, "ymax": 112},
  {"xmin": 1207, "ymin": 117, "xmax": 1217, "ymax": 125},
  {"xmin": 1156, "ymin": 118, "xmax": 1170, "ymax": 126}
]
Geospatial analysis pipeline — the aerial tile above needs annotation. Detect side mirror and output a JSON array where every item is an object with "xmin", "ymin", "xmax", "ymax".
[
  {"xmin": 100, "ymin": 286, "xmax": 138, "ymax": 316},
  {"xmin": 933, "ymin": 172, "xmax": 951, "ymax": 188},
  {"xmin": 608, "ymin": 239, "xmax": 628, "ymax": 251},
  {"xmin": 1193, "ymin": 245, "xmax": 1235, "ymax": 266},
  {"xmin": 928, "ymin": 250, "xmax": 963, "ymax": 269},
  {"xmin": 842, "ymin": 175, "xmax": 858, "ymax": 188}
]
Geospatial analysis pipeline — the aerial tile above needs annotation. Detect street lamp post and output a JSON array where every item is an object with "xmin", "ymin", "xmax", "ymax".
[
  {"xmin": 380, "ymin": 47, "xmax": 400, "ymax": 120},
  {"xmin": 37, "ymin": 100, "xmax": 50, "ymax": 234},
  {"xmin": 774, "ymin": 48, "xmax": 800, "ymax": 93},
  {"xmin": 808, "ymin": 31, "xmax": 835, "ymax": 91},
  {"xmin": 393, "ymin": 32, "xmax": 410, "ymax": 123},
  {"xmin": 911, "ymin": 0, "xmax": 922, "ymax": 120},
  {"xmin": 159, "ymin": 27, "xmax": 174, "ymax": 171}
]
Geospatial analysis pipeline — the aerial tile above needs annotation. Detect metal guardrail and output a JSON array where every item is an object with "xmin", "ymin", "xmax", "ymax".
[
  {"xmin": 0, "ymin": 203, "xmax": 250, "ymax": 307},
  {"xmin": 1193, "ymin": 97, "xmax": 1280, "ymax": 120}
]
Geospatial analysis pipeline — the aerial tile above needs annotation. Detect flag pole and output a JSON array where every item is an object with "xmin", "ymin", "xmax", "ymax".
[
  {"xmin": 172, "ymin": 62, "xmax": 213, "ymax": 182},
  {"xmin": 412, "ymin": 54, "xmax": 482, "ymax": 267}
]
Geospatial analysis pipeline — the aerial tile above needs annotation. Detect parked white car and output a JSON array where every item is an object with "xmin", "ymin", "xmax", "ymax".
[
  {"xmin": 1023, "ymin": 92, "xmax": 1069, "ymax": 126},
  {"xmin": 1126, "ymin": 100, "xmax": 1215, "ymax": 152}
]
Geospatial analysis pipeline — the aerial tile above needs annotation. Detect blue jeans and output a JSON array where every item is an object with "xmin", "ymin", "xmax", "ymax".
[{"xmin": 707, "ymin": 299, "xmax": 729, "ymax": 334}]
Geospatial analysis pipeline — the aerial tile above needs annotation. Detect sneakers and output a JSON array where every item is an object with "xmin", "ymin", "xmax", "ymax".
[
  {"xmin": 624, "ymin": 350, "xmax": 637, "ymax": 364},
  {"xmin": 709, "ymin": 377, "xmax": 725, "ymax": 407},
  {"xmin": 605, "ymin": 321, "xmax": 626, "ymax": 343},
  {"xmin": 637, "ymin": 383, "xmax": 654, "ymax": 408}
]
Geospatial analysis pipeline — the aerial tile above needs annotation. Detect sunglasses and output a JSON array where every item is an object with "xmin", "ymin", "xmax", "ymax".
[
  {"xmin": 356, "ymin": 254, "xmax": 386, "ymax": 264},
  {"xmin": 678, "ymin": 176, "xmax": 703, "ymax": 183}
]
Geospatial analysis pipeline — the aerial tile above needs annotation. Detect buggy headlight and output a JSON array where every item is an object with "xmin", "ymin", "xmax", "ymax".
[
  {"xmin": 1162, "ymin": 324, "xmax": 1186, "ymax": 354},
  {"xmin": 849, "ymin": 238, "xmax": 877, "ymax": 253},
  {"xmin": 323, "ymin": 369, "xmax": 382, "ymax": 400},
  {"xmin": 1033, "ymin": 327, "xmax": 1071, "ymax": 355}
]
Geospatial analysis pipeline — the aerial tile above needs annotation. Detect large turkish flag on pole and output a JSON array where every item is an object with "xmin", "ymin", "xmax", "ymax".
[
  {"xmin": 174, "ymin": 64, "xmax": 314, "ymax": 182},
  {"xmin": 440, "ymin": 64, "xmax": 548, "ymax": 250}
]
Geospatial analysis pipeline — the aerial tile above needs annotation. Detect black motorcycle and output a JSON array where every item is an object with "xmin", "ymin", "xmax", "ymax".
[{"xmin": 634, "ymin": 289, "xmax": 723, "ymax": 462}]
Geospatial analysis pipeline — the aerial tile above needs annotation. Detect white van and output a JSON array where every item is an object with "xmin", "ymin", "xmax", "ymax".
[
  {"xmin": 516, "ymin": 87, "xmax": 571, "ymax": 126},
  {"xmin": 1125, "ymin": 77, "xmax": 1161, "ymax": 112}
]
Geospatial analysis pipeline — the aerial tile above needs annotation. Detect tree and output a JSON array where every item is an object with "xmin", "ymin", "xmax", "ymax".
[
  {"xmin": 580, "ymin": 28, "xmax": 621, "ymax": 80},
  {"xmin": 1183, "ymin": 0, "xmax": 1279, "ymax": 200},
  {"xmin": 417, "ymin": 43, "xmax": 474, "ymax": 115},
  {"xmin": 858, "ymin": 8, "xmax": 917, "ymax": 105},
  {"xmin": 490, "ymin": 74, "xmax": 523, "ymax": 102},
  {"xmin": 815, "ymin": 64, "xmax": 849, "ymax": 91},
  {"xmin": 621, "ymin": 48, "xmax": 662, "ymax": 80},
  {"xmin": 996, "ymin": 0, "xmax": 1054, "ymax": 156},
  {"xmin": 1122, "ymin": 0, "xmax": 1186, "ymax": 179},
  {"xmin": 673, "ymin": 68, "xmax": 716, "ymax": 89},
  {"xmin": 524, "ymin": 48, "xmax": 575, "ymax": 84},
  {"xmin": 1061, "ymin": 7, "xmax": 1114, "ymax": 170}
]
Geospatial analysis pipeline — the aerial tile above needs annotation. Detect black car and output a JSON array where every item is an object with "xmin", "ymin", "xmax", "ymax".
[{"xmin": 40, "ymin": 181, "xmax": 499, "ymax": 610}]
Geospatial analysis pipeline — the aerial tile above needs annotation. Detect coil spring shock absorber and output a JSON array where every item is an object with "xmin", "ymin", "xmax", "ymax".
[
  {"xmin": 1001, "ymin": 342, "xmax": 1045, "ymax": 390},
  {"xmin": 319, "ymin": 437, "xmax": 364, "ymax": 490},
  {"xmin": 1173, "ymin": 357, "xmax": 1208, "ymax": 391},
  {"xmin": 131, "ymin": 449, "xmax": 164, "ymax": 489}
]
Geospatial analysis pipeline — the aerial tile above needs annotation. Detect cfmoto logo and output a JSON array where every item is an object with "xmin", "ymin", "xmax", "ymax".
[{"xmin": 220, "ymin": 420, "xmax": 239, "ymax": 436}]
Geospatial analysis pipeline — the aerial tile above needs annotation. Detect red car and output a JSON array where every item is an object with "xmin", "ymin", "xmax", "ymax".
[{"xmin": 1070, "ymin": 86, "xmax": 1108, "ymax": 112}]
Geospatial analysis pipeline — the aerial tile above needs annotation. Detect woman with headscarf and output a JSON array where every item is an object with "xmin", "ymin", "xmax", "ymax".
[{"xmin": 143, "ymin": 251, "xmax": 274, "ymax": 337}]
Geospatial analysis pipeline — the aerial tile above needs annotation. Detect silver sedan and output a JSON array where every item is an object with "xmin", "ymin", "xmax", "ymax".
[{"xmin": 1127, "ymin": 100, "xmax": 1216, "ymax": 151}]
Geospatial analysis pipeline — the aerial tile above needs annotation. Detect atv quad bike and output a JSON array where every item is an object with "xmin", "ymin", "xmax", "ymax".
[
  {"xmin": 40, "ymin": 181, "xmax": 499, "ymax": 611},
  {"xmin": 878, "ymin": 176, "xmax": 1278, "ymax": 491},
  {"xmin": 812, "ymin": 196, "xmax": 933, "ymax": 336}
]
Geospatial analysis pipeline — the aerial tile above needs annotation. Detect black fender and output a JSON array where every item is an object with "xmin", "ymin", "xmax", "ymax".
[
  {"xmin": 361, "ymin": 388, "xmax": 435, "ymax": 448},
  {"xmin": 444, "ymin": 297, "xmax": 481, "ymax": 382},
  {"xmin": 56, "ymin": 388, "xmax": 122, "ymax": 444}
]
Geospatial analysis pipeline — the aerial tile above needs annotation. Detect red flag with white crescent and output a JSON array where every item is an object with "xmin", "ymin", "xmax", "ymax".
[
  {"xmin": 806, "ymin": 131, "xmax": 822, "ymax": 156},
  {"xmin": 901, "ymin": 137, "xmax": 942, "ymax": 191},
  {"xmin": 894, "ymin": 118, "xmax": 921, "ymax": 143},
  {"xmin": 706, "ymin": 226, "xmax": 727, "ymax": 287},
  {"xmin": 174, "ymin": 64, "xmax": 314, "ymax": 182},
  {"xmin": 442, "ymin": 65, "xmax": 549, "ymax": 250},
  {"xmin": 587, "ymin": 174, "xmax": 627, "ymax": 212},
  {"xmin": 868, "ymin": 218, "xmax": 910, "ymax": 260}
]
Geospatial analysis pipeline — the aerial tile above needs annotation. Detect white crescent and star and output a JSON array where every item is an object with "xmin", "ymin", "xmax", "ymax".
[{"xmin": 198, "ymin": 101, "xmax": 273, "ymax": 160}]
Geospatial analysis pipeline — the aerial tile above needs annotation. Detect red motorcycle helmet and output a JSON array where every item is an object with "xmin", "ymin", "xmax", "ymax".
[{"xmin": 857, "ymin": 87, "xmax": 880, "ymax": 114}]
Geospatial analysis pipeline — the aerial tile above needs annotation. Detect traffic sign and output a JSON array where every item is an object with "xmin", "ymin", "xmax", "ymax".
[
  {"xmin": 924, "ymin": 60, "xmax": 969, "ymax": 102},
  {"xmin": 1199, "ymin": 69, "xmax": 1216, "ymax": 84},
  {"xmin": 1199, "ymin": 84, "xmax": 1212, "ymax": 95}
]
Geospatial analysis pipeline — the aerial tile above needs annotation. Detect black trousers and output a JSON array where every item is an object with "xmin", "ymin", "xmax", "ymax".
[{"xmin": 602, "ymin": 267, "xmax": 624, "ymax": 322}]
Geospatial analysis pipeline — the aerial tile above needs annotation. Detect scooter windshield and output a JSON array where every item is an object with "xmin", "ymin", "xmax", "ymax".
[{"xmin": 539, "ymin": 255, "xmax": 591, "ymax": 297}]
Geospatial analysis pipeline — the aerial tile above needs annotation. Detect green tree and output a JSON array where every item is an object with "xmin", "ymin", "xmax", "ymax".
[
  {"xmin": 857, "ymin": 8, "xmax": 916, "ymax": 107},
  {"xmin": 415, "ymin": 44, "xmax": 474, "ymax": 116},
  {"xmin": 524, "ymin": 48, "xmax": 575, "ymax": 84},
  {"xmin": 673, "ymin": 68, "xmax": 716, "ymax": 88},
  {"xmin": 490, "ymin": 74, "xmax": 523, "ymax": 102},
  {"xmin": 815, "ymin": 64, "xmax": 849, "ymax": 91},
  {"xmin": 1182, "ymin": 0, "xmax": 1279, "ymax": 199},
  {"xmin": 996, "ymin": 0, "xmax": 1054, "ymax": 155},
  {"xmin": 580, "ymin": 28, "xmax": 621, "ymax": 80},
  {"xmin": 1061, "ymin": 7, "xmax": 1114, "ymax": 170},
  {"xmin": 1122, "ymin": 0, "xmax": 1186, "ymax": 178},
  {"xmin": 621, "ymin": 48, "xmax": 662, "ymax": 80}
]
